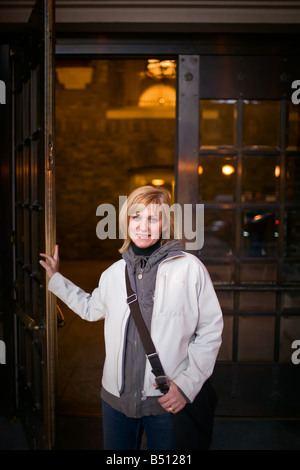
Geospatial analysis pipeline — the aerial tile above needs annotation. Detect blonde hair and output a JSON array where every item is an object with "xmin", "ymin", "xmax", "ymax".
[{"xmin": 119, "ymin": 185, "xmax": 174, "ymax": 253}]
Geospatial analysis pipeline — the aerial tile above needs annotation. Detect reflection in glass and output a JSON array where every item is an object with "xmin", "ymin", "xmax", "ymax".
[
  {"xmin": 284, "ymin": 211, "xmax": 300, "ymax": 257},
  {"xmin": 199, "ymin": 210, "xmax": 234, "ymax": 257},
  {"xmin": 243, "ymin": 100, "xmax": 281, "ymax": 148},
  {"xmin": 286, "ymin": 156, "xmax": 300, "ymax": 202},
  {"xmin": 199, "ymin": 100, "xmax": 237, "ymax": 149},
  {"xmin": 238, "ymin": 316, "xmax": 275, "ymax": 361},
  {"xmin": 199, "ymin": 156, "xmax": 236, "ymax": 202},
  {"xmin": 242, "ymin": 211, "xmax": 278, "ymax": 257},
  {"xmin": 242, "ymin": 156, "xmax": 279, "ymax": 203},
  {"xmin": 129, "ymin": 167, "xmax": 175, "ymax": 201},
  {"xmin": 287, "ymin": 102, "xmax": 300, "ymax": 150}
]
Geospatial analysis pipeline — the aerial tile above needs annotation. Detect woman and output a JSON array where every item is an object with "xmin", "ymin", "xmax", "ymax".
[{"xmin": 40, "ymin": 185, "xmax": 223, "ymax": 450}]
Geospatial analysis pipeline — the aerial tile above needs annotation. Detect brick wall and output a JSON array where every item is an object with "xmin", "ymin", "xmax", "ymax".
[{"xmin": 55, "ymin": 59, "xmax": 175, "ymax": 260}]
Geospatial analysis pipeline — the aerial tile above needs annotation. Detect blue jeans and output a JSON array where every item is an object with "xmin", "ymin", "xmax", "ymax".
[{"xmin": 102, "ymin": 400, "xmax": 178, "ymax": 450}]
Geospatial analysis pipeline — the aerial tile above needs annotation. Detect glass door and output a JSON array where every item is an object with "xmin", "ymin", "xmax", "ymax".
[{"xmin": 196, "ymin": 56, "xmax": 300, "ymax": 417}]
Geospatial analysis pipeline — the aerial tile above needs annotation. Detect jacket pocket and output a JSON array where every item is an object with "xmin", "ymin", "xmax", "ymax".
[{"xmin": 153, "ymin": 276, "xmax": 189, "ymax": 318}]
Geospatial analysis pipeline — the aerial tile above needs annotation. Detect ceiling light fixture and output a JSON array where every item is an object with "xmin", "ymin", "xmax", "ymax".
[{"xmin": 144, "ymin": 59, "xmax": 176, "ymax": 80}]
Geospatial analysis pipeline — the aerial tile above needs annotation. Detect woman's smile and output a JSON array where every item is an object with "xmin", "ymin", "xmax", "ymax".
[{"xmin": 128, "ymin": 204, "xmax": 163, "ymax": 248}]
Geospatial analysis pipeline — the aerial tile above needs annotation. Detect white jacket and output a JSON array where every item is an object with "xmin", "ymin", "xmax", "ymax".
[{"xmin": 48, "ymin": 252, "xmax": 223, "ymax": 403}]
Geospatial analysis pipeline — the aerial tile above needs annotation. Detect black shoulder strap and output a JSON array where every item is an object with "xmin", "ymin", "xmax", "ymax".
[{"xmin": 125, "ymin": 265, "xmax": 169, "ymax": 394}]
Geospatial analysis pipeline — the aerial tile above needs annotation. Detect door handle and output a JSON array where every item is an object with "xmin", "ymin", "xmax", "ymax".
[{"xmin": 15, "ymin": 304, "xmax": 41, "ymax": 331}]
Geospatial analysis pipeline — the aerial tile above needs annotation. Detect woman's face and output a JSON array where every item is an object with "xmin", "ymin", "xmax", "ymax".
[{"xmin": 128, "ymin": 203, "xmax": 163, "ymax": 249}]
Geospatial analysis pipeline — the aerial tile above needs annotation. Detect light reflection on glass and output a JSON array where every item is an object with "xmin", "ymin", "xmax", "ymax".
[{"xmin": 199, "ymin": 156, "xmax": 236, "ymax": 202}]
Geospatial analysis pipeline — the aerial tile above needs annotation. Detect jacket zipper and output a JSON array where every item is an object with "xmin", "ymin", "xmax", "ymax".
[
  {"xmin": 141, "ymin": 252, "xmax": 185, "ymax": 396},
  {"xmin": 119, "ymin": 312, "xmax": 131, "ymax": 395}
]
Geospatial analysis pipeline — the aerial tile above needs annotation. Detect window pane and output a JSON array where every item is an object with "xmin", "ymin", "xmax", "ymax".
[
  {"xmin": 242, "ymin": 211, "xmax": 279, "ymax": 257},
  {"xmin": 282, "ymin": 292, "xmax": 300, "ymax": 310},
  {"xmin": 200, "ymin": 210, "xmax": 235, "ymax": 257},
  {"xmin": 282, "ymin": 263, "xmax": 300, "ymax": 285},
  {"xmin": 286, "ymin": 101, "xmax": 300, "ymax": 151},
  {"xmin": 242, "ymin": 156, "xmax": 280, "ymax": 203},
  {"xmin": 239, "ymin": 291, "xmax": 276, "ymax": 312},
  {"xmin": 238, "ymin": 316, "xmax": 275, "ymax": 361},
  {"xmin": 240, "ymin": 263, "xmax": 277, "ymax": 283},
  {"xmin": 243, "ymin": 100, "xmax": 281, "ymax": 149},
  {"xmin": 286, "ymin": 156, "xmax": 300, "ymax": 202},
  {"xmin": 199, "ymin": 156, "xmax": 236, "ymax": 202},
  {"xmin": 199, "ymin": 100, "xmax": 237, "ymax": 149},
  {"xmin": 284, "ymin": 211, "xmax": 300, "ymax": 257}
]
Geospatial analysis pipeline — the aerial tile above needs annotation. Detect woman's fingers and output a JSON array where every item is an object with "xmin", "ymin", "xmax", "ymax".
[
  {"xmin": 40, "ymin": 253, "xmax": 53, "ymax": 262},
  {"xmin": 53, "ymin": 244, "xmax": 59, "ymax": 261},
  {"xmin": 39, "ymin": 245, "xmax": 59, "ymax": 279},
  {"xmin": 39, "ymin": 259, "xmax": 48, "ymax": 269},
  {"xmin": 40, "ymin": 245, "xmax": 59, "ymax": 263},
  {"xmin": 157, "ymin": 381, "xmax": 186, "ymax": 414}
]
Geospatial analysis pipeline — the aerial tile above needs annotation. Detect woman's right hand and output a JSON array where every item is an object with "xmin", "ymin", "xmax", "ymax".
[{"xmin": 39, "ymin": 245, "xmax": 60, "ymax": 279}]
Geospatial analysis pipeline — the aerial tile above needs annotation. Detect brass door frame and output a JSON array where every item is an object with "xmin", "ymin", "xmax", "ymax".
[{"xmin": 12, "ymin": 0, "xmax": 56, "ymax": 449}]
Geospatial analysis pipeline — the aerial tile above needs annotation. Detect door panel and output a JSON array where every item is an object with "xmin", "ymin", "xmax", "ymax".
[
  {"xmin": 173, "ymin": 53, "xmax": 300, "ymax": 417},
  {"xmin": 195, "ymin": 55, "xmax": 300, "ymax": 417},
  {"xmin": 12, "ymin": 0, "xmax": 56, "ymax": 449}
]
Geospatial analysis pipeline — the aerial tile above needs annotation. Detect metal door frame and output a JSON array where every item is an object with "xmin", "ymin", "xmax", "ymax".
[{"xmin": 11, "ymin": 0, "xmax": 56, "ymax": 449}]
